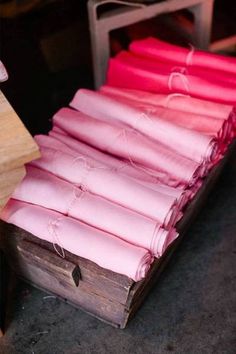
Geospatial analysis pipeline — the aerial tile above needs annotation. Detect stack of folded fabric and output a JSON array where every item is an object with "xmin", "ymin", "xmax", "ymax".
[
  {"xmin": 1, "ymin": 38, "xmax": 236, "ymax": 281},
  {"xmin": 107, "ymin": 37, "xmax": 236, "ymax": 105}
]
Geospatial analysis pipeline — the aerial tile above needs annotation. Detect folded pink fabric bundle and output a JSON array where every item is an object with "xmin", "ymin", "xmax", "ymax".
[
  {"xmin": 106, "ymin": 51, "xmax": 236, "ymax": 105},
  {"xmin": 99, "ymin": 86, "xmax": 224, "ymax": 136},
  {"xmin": 32, "ymin": 144, "xmax": 180, "ymax": 227},
  {"xmin": 13, "ymin": 166, "xmax": 178, "ymax": 256},
  {"xmin": 53, "ymin": 107, "xmax": 204, "ymax": 186},
  {"xmin": 71, "ymin": 89, "xmax": 219, "ymax": 164},
  {"xmin": 45, "ymin": 132, "xmax": 189, "ymax": 207},
  {"xmin": 42, "ymin": 132, "xmax": 169, "ymax": 186},
  {"xmin": 1, "ymin": 199, "xmax": 154, "ymax": 281},
  {"xmin": 100, "ymin": 85, "xmax": 236, "ymax": 144},
  {"xmin": 100, "ymin": 86, "xmax": 235, "ymax": 146},
  {"xmin": 130, "ymin": 37, "xmax": 236, "ymax": 79}
]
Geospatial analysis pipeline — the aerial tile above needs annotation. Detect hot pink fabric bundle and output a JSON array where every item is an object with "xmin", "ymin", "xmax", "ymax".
[
  {"xmin": 1, "ymin": 199, "xmax": 154, "ymax": 281},
  {"xmin": 53, "ymin": 107, "xmax": 204, "ymax": 186},
  {"xmin": 70, "ymin": 89, "xmax": 218, "ymax": 165},
  {"xmin": 31, "ymin": 143, "xmax": 180, "ymax": 227},
  {"xmin": 130, "ymin": 37, "xmax": 236, "ymax": 79},
  {"xmin": 106, "ymin": 51, "xmax": 236, "ymax": 105},
  {"xmin": 13, "ymin": 166, "xmax": 178, "ymax": 257}
]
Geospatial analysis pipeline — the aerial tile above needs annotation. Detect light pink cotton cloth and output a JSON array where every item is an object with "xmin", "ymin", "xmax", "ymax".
[
  {"xmin": 13, "ymin": 166, "xmax": 178, "ymax": 256},
  {"xmin": 1, "ymin": 199, "xmax": 154, "ymax": 281},
  {"xmin": 39, "ymin": 133, "xmax": 189, "ymax": 210},
  {"xmin": 42, "ymin": 132, "xmax": 168, "ymax": 186},
  {"xmin": 71, "ymin": 89, "xmax": 218, "ymax": 164},
  {"xmin": 130, "ymin": 37, "xmax": 236, "ymax": 79},
  {"xmin": 32, "ymin": 143, "xmax": 180, "ymax": 227},
  {"xmin": 106, "ymin": 51, "xmax": 236, "ymax": 105},
  {"xmin": 53, "ymin": 107, "xmax": 204, "ymax": 186}
]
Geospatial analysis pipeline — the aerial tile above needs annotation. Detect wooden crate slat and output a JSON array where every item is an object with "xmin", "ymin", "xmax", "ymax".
[
  {"xmin": 0, "ymin": 90, "xmax": 40, "ymax": 174},
  {"xmin": 0, "ymin": 166, "xmax": 26, "ymax": 211}
]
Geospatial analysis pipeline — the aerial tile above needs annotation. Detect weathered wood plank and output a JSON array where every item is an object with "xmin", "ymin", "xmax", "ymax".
[
  {"xmin": 1, "ymin": 224, "xmax": 133, "ymax": 306},
  {"xmin": 17, "ymin": 239, "xmax": 80, "ymax": 287},
  {"xmin": 0, "ymin": 90, "xmax": 40, "ymax": 174},
  {"xmin": 0, "ymin": 166, "xmax": 26, "ymax": 212}
]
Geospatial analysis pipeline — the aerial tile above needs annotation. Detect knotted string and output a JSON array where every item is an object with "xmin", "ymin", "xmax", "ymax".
[
  {"xmin": 186, "ymin": 44, "xmax": 195, "ymax": 66},
  {"xmin": 164, "ymin": 93, "xmax": 191, "ymax": 108},
  {"xmin": 168, "ymin": 67, "xmax": 190, "ymax": 93},
  {"xmin": 48, "ymin": 217, "xmax": 65, "ymax": 259}
]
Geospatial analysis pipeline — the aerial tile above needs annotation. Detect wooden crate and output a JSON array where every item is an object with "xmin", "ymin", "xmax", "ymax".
[{"xmin": 0, "ymin": 143, "xmax": 234, "ymax": 328}]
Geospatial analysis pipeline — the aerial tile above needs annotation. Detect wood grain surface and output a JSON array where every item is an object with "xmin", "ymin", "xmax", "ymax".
[
  {"xmin": 0, "ymin": 90, "xmax": 40, "ymax": 174},
  {"xmin": 0, "ymin": 167, "xmax": 26, "ymax": 211}
]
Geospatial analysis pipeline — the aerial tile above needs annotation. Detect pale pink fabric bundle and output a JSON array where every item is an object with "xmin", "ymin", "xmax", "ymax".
[
  {"xmin": 48, "ymin": 131, "xmax": 190, "ymax": 210},
  {"xmin": 45, "ymin": 132, "xmax": 189, "ymax": 207},
  {"xmin": 53, "ymin": 107, "xmax": 203, "ymax": 186},
  {"xmin": 130, "ymin": 37, "xmax": 236, "ymax": 79},
  {"xmin": 71, "ymin": 89, "xmax": 218, "ymax": 164},
  {"xmin": 42, "ymin": 132, "xmax": 169, "ymax": 186},
  {"xmin": 13, "ymin": 166, "xmax": 178, "ymax": 256},
  {"xmin": 32, "ymin": 144, "xmax": 180, "ymax": 227},
  {"xmin": 1, "ymin": 199, "xmax": 154, "ymax": 281},
  {"xmin": 106, "ymin": 51, "xmax": 236, "ymax": 105}
]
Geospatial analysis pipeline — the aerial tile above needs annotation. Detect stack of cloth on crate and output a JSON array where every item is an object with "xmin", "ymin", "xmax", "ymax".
[{"xmin": 1, "ymin": 38, "xmax": 236, "ymax": 281}]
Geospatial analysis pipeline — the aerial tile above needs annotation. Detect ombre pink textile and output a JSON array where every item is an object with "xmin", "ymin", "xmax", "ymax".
[
  {"xmin": 71, "ymin": 89, "xmax": 218, "ymax": 164},
  {"xmin": 106, "ymin": 51, "xmax": 236, "ymax": 105},
  {"xmin": 46, "ymin": 132, "xmax": 190, "ymax": 209},
  {"xmin": 1, "ymin": 199, "xmax": 154, "ymax": 281},
  {"xmin": 100, "ymin": 86, "xmax": 235, "ymax": 146},
  {"xmin": 130, "ymin": 37, "xmax": 236, "ymax": 78},
  {"xmin": 12, "ymin": 166, "xmax": 178, "ymax": 256},
  {"xmin": 99, "ymin": 87, "xmax": 224, "ymax": 136},
  {"xmin": 101, "ymin": 86, "xmax": 233, "ymax": 119},
  {"xmin": 101, "ymin": 86, "xmax": 236, "ymax": 139},
  {"xmin": 32, "ymin": 144, "xmax": 180, "ymax": 227},
  {"xmin": 53, "ymin": 107, "xmax": 203, "ymax": 186}
]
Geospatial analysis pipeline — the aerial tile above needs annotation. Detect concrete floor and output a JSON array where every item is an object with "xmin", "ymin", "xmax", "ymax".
[{"xmin": 0, "ymin": 152, "xmax": 236, "ymax": 354}]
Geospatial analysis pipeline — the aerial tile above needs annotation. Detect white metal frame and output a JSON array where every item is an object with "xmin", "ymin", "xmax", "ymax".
[{"xmin": 87, "ymin": 0, "xmax": 215, "ymax": 88}]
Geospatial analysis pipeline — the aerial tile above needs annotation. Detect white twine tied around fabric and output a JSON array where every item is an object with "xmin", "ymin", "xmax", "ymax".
[
  {"xmin": 109, "ymin": 119, "xmax": 173, "ymax": 184},
  {"xmin": 164, "ymin": 93, "xmax": 191, "ymax": 108},
  {"xmin": 47, "ymin": 217, "xmax": 65, "ymax": 259},
  {"xmin": 71, "ymin": 154, "xmax": 112, "ymax": 191},
  {"xmin": 168, "ymin": 67, "xmax": 190, "ymax": 93},
  {"xmin": 186, "ymin": 44, "xmax": 195, "ymax": 66}
]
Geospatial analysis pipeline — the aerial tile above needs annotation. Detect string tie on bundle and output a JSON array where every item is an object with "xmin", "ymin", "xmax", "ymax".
[
  {"xmin": 48, "ymin": 217, "xmax": 65, "ymax": 258},
  {"xmin": 168, "ymin": 67, "xmax": 189, "ymax": 93}
]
